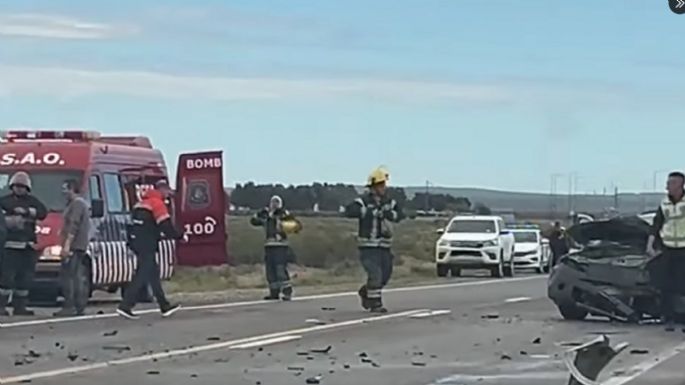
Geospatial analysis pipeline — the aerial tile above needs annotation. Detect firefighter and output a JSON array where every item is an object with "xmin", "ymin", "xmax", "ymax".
[
  {"xmin": 0, "ymin": 172, "xmax": 47, "ymax": 316},
  {"xmin": 647, "ymin": 171, "xmax": 685, "ymax": 331},
  {"xmin": 344, "ymin": 167, "xmax": 405, "ymax": 313},
  {"xmin": 251, "ymin": 195, "xmax": 301, "ymax": 301},
  {"xmin": 117, "ymin": 181, "xmax": 186, "ymax": 320}
]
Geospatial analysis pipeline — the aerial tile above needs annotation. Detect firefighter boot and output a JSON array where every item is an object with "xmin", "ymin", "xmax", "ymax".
[
  {"xmin": 358, "ymin": 286, "xmax": 371, "ymax": 310},
  {"xmin": 13, "ymin": 296, "xmax": 34, "ymax": 316},
  {"xmin": 281, "ymin": 286, "xmax": 293, "ymax": 301},
  {"xmin": 0, "ymin": 295, "xmax": 9, "ymax": 316},
  {"xmin": 263, "ymin": 289, "xmax": 280, "ymax": 300}
]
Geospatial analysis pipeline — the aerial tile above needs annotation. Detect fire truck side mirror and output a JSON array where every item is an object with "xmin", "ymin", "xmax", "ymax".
[{"xmin": 91, "ymin": 199, "xmax": 105, "ymax": 219}]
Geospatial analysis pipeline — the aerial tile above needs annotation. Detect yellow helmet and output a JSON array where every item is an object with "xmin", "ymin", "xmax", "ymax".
[
  {"xmin": 281, "ymin": 219, "xmax": 302, "ymax": 234},
  {"xmin": 367, "ymin": 166, "xmax": 389, "ymax": 187}
]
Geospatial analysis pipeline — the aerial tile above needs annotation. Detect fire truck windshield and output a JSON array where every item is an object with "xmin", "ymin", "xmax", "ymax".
[{"xmin": 0, "ymin": 170, "xmax": 84, "ymax": 212}]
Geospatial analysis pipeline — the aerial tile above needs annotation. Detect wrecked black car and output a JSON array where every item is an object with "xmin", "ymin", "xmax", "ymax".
[{"xmin": 548, "ymin": 215, "xmax": 684, "ymax": 323}]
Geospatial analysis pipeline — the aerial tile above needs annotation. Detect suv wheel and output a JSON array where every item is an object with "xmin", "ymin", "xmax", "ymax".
[
  {"xmin": 490, "ymin": 254, "xmax": 504, "ymax": 278},
  {"xmin": 436, "ymin": 264, "xmax": 449, "ymax": 277}
]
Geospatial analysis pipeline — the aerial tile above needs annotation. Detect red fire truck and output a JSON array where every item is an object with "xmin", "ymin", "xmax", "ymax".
[{"xmin": 0, "ymin": 130, "xmax": 228, "ymax": 303}]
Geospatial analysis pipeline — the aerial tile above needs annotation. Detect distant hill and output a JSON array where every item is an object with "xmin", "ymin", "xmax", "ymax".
[
  {"xmin": 225, "ymin": 186, "xmax": 664, "ymax": 215},
  {"xmin": 403, "ymin": 186, "xmax": 662, "ymax": 215}
]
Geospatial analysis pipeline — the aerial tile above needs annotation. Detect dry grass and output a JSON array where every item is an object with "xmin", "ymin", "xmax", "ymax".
[{"xmin": 165, "ymin": 216, "xmax": 447, "ymax": 294}]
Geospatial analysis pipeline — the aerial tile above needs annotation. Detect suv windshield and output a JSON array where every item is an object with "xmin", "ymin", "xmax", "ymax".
[
  {"xmin": 0, "ymin": 170, "xmax": 84, "ymax": 212},
  {"xmin": 513, "ymin": 231, "xmax": 538, "ymax": 243},
  {"xmin": 447, "ymin": 220, "xmax": 496, "ymax": 233}
]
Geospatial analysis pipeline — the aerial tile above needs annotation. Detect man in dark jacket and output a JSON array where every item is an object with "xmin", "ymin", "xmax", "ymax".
[
  {"xmin": 0, "ymin": 171, "xmax": 47, "ymax": 316},
  {"xmin": 54, "ymin": 179, "xmax": 92, "ymax": 317},
  {"xmin": 344, "ymin": 167, "xmax": 404, "ymax": 313},
  {"xmin": 549, "ymin": 221, "xmax": 570, "ymax": 267},
  {"xmin": 251, "ymin": 195, "xmax": 301, "ymax": 301},
  {"xmin": 117, "ymin": 181, "xmax": 186, "ymax": 320}
]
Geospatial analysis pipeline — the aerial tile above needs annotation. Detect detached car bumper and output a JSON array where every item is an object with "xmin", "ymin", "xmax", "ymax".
[{"xmin": 436, "ymin": 246, "xmax": 501, "ymax": 266}]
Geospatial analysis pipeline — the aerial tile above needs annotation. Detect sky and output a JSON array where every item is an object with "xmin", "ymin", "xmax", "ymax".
[{"xmin": 0, "ymin": 0, "xmax": 683, "ymax": 193}]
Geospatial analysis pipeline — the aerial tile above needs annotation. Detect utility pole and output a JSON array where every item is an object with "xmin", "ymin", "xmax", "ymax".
[
  {"xmin": 424, "ymin": 180, "xmax": 430, "ymax": 212},
  {"xmin": 614, "ymin": 186, "xmax": 619, "ymax": 211}
]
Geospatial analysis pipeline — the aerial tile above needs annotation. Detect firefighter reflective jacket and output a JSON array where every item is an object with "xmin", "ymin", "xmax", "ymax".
[
  {"xmin": 660, "ymin": 196, "xmax": 685, "ymax": 249},
  {"xmin": 344, "ymin": 193, "xmax": 405, "ymax": 248},
  {"xmin": 127, "ymin": 189, "xmax": 182, "ymax": 254},
  {"xmin": 250, "ymin": 207, "xmax": 297, "ymax": 247},
  {"xmin": 0, "ymin": 193, "xmax": 47, "ymax": 249}
]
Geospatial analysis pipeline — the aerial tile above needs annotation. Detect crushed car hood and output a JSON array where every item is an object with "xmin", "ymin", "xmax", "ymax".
[{"xmin": 566, "ymin": 215, "xmax": 651, "ymax": 250}]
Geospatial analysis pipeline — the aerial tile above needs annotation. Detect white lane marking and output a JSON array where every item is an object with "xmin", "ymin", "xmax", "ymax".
[
  {"xmin": 0, "ymin": 275, "xmax": 544, "ymax": 329},
  {"xmin": 504, "ymin": 296, "xmax": 532, "ymax": 303},
  {"xmin": 409, "ymin": 309, "xmax": 452, "ymax": 319},
  {"xmin": 230, "ymin": 335, "xmax": 302, "ymax": 349},
  {"xmin": 0, "ymin": 309, "xmax": 425, "ymax": 384},
  {"xmin": 599, "ymin": 340, "xmax": 685, "ymax": 385}
]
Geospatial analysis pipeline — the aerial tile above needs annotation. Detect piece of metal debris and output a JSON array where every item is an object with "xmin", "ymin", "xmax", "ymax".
[
  {"xmin": 206, "ymin": 336, "xmax": 221, "ymax": 341},
  {"xmin": 520, "ymin": 351, "xmax": 528, "ymax": 355},
  {"xmin": 306, "ymin": 375, "xmax": 323, "ymax": 384},
  {"xmin": 563, "ymin": 335, "xmax": 629, "ymax": 385},
  {"xmin": 629, "ymin": 349, "xmax": 649, "ymax": 355},
  {"xmin": 103, "ymin": 330, "xmax": 118, "ymax": 337},
  {"xmin": 532, "ymin": 337, "xmax": 542, "ymax": 344},
  {"xmin": 343, "ymin": 364, "xmax": 351, "ymax": 369},
  {"xmin": 147, "ymin": 370, "xmax": 160, "ymax": 375},
  {"xmin": 500, "ymin": 354, "xmax": 512, "ymax": 360},
  {"xmin": 305, "ymin": 319, "xmax": 327, "ymax": 325},
  {"xmin": 321, "ymin": 307, "xmax": 336, "ymax": 311},
  {"xmin": 296, "ymin": 351, "xmax": 310, "ymax": 356},
  {"xmin": 288, "ymin": 367, "xmax": 305, "ymax": 372},
  {"xmin": 481, "ymin": 313, "xmax": 500, "ymax": 319},
  {"xmin": 27, "ymin": 350, "xmax": 41, "ymax": 358},
  {"xmin": 67, "ymin": 352, "xmax": 78, "ymax": 362},
  {"xmin": 102, "ymin": 345, "xmax": 131, "ymax": 352},
  {"xmin": 310, "ymin": 346, "xmax": 332, "ymax": 354},
  {"xmin": 358, "ymin": 352, "xmax": 368, "ymax": 358},
  {"xmin": 411, "ymin": 361, "xmax": 427, "ymax": 367}
]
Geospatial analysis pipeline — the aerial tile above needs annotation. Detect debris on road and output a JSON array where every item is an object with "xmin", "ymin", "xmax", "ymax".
[
  {"xmin": 27, "ymin": 350, "xmax": 41, "ymax": 358},
  {"xmin": 287, "ymin": 366, "xmax": 305, "ymax": 372},
  {"xmin": 500, "ymin": 353, "xmax": 512, "ymax": 360},
  {"xmin": 206, "ymin": 336, "xmax": 221, "ymax": 341},
  {"xmin": 321, "ymin": 307, "xmax": 336, "ymax": 311},
  {"xmin": 411, "ymin": 361, "xmax": 427, "ymax": 367},
  {"xmin": 67, "ymin": 352, "xmax": 79, "ymax": 362},
  {"xmin": 309, "ymin": 345, "xmax": 332, "ymax": 354},
  {"xmin": 103, "ymin": 330, "xmax": 118, "ymax": 337},
  {"xmin": 532, "ymin": 337, "xmax": 542, "ymax": 344},
  {"xmin": 563, "ymin": 335, "xmax": 628, "ymax": 385},
  {"xmin": 358, "ymin": 352, "xmax": 368, "ymax": 358},
  {"xmin": 629, "ymin": 349, "xmax": 649, "ymax": 355},
  {"xmin": 146, "ymin": 370, "xmax": 160, "ymax": 375},
  {"xmin": 481, "ymin": 313, "xmax": 500, "ymax": 319},
  {"xmin": 306, "ymin": 375, "xmax": 323, "ymax": 384},
  {"xmin": 102, "ymin": 345, "xmax": 131, "ymax": 352},
  {"xmin": 296, "ymin": 351, "xmax": 310, "ymax": 356},
  {"xmin": 520, "ymin": 351, "xmax": 528, "ymax": 355},
  {"xmin": 306, "ymin": 319, "xmax": 327, "ymax": 325}
]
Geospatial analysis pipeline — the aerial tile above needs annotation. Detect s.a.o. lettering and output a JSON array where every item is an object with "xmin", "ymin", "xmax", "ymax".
[
  {"xmin": 0, "ymin": 152, "xmax": 65, "ymax": 167},
  {"xmin": 186, "ymin": 157, "xmax": 222, "ymax": 170}
]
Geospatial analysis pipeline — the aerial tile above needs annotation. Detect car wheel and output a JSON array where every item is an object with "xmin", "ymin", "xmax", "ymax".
[
  {"xmin": 504, "ymin": 252, "xmax": 515, "ymax": 277},
  {"xmin": 490, "ymin": 254, "xmax": 504, "ymax": 278},
  {"xmin": 536, "ymin": 258, "xmax": 545, "ymax": 274},
  {"xmin": 450, "ymin": 266, "xmax": 461, "ymax": 277},
  {"xmin": 436, "ymin": 264, "xmax": 449, "ymax": 277},
  {"xmin": 558, "ymin": 303, "xmax": 588, "ymax": 321}
]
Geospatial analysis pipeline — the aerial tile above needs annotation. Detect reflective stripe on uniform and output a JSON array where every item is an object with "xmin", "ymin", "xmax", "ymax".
[
  {"xmin": 0, "ymin": 288, "xmax": 12, "ymax": 296},
  {"xmin": 366, "ymin": 289, "xmax": 382, "ymax": 299},
  {"xmin": 14, "ymin": 289, "xmax": 29, "ymax": 297},
  {"xmin": 660, "ymin": 198, "xmax": 685, "ymax": 248},
  {"xmin": 357, "ymin": 238, "xmax": 392, "ymax": 248},
  {"xmin": 4, "ymin": 241, "xmax": 29, "ymax": 249},
  {"xmin": 265, "ymin": 240, "xmax": 288, "ymax": 247}
]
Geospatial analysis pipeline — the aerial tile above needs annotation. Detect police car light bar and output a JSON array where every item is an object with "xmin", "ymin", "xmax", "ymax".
[{"xmin": 0, "ymin": 130, "xmax": 101, "ymax": 141}]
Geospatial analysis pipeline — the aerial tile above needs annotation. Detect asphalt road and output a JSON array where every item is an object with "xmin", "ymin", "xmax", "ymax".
[{"xmin": 1, "ymin": 273, "xmax": 685, "ymax": 385}]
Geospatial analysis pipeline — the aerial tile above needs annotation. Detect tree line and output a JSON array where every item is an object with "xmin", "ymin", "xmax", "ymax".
[{"xmin": 230, "ymin": 182, "xmax": 490, "ymax": 213}]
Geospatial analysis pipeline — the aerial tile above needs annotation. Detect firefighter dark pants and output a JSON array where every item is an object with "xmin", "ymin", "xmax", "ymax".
[
  {"xmin": 121, "ymin": 251, "xmax": 169, "ymax": 310},
  {"xmin": 359, "ymin": 247, "xmax": 394, "ymax": 307},
  {"xmin": 659, "ymin": 247, "xmax": 685, "ymax": 321},
  {"xmin": 264, "ymin": 246, "xmax": 291, "ymax": 292},
  {"xmin": 60, "ymin": 251, "xmax": 88, "ymax": 313},
  {"xmin": 0, "ymin": 248, "xmax": 37, "ymax": 300}
]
